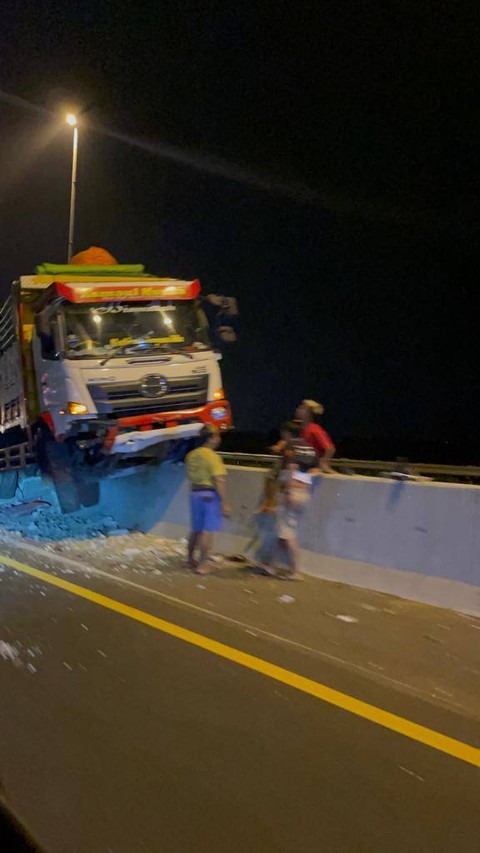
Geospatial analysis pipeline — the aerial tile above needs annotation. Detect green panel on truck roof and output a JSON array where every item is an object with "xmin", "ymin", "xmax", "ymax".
[{"xmin": 35, "ymin": 264, "xmax": 148, "ymax": 276}]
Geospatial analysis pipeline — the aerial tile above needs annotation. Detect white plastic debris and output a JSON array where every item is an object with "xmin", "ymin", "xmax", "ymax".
[
  {"xmin": 335, "ymin": 614, "xmax": 359, "ymax": 623},
  {"xmin": 277, "ymin": 594, "xmax": 295, "ymax": 604},
  {"xmin": 399, "ymin": 766, "xmax": 425, "ymax": 782},
  {"xmin": 0, "ymin": 641, "xmax": 19, "ymax": 661}
]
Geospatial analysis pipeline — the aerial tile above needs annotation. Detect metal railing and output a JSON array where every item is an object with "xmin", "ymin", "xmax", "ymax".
[
  {"xmin": 221, "ymin": 452, "xmax": 480, "ymax": 483},
  {"xmin": 1, "ymin": 442, "xmax": 478, "ymax": 483},
  {"xmin": 0, "ymin": 442, "xmax": 36, "ymax": 472}
]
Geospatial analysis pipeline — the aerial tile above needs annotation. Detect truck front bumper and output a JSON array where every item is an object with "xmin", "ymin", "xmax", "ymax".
[
  {"xmin": 112, "ymin": 422, "xmax": 203, "ymax": 454},
  {"xmin": 108, "ymin": 400, "xmax": 232, "ymax": 455}
]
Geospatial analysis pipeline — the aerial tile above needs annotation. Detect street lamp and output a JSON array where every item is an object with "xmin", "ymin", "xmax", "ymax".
[{"xmin": 66, "ymin": 113, "xmax": 78, "ymax": 262}]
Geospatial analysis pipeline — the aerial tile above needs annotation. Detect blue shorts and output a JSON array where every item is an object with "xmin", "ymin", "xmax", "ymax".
[{"xmin": 190, "ymin": 490, "xmax": 223, "ymax": 533}]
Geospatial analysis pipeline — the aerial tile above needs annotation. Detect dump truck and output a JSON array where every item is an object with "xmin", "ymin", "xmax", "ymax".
[{"xmin": 0, "ymin": 249, "xmax": 236, "ymax": 512}]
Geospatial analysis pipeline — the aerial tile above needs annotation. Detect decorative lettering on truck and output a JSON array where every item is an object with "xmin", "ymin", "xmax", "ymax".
[{"xmin": 81, "ymin": 285, "xmax": 189, "ymax": 300}]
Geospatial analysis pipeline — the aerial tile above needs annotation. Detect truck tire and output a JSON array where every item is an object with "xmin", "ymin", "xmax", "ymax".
[
  {"xmin": 45, "ymin": 440, "xmax": 82, "ymax": 514},
  {"xmin": 0, "ymin": 470, "xmax": 19, "ymax": 500},
  {"xmin": 36, "ymin": 426, "xmax": 81, "ymax": 514}
]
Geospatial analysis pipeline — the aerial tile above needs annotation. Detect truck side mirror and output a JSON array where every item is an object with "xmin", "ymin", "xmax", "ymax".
[
  {"xmin": 217, "ymin": 326, "xmax": 237, "ymax": 343},
  {"xmin": 203, "ymin": 294, "xmax": 239, "ymax": 345},
  {"xmin": 205, "ymin": 295, "xmax": 239, "ymax": 316}
]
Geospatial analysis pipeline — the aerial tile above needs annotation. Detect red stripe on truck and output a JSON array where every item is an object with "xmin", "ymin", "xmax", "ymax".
[{"xmin": 117, "ymin": 401, "xmax": 231, "ymax": 430}]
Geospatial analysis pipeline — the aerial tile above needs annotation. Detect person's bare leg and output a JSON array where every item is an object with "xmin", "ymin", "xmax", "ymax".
[
  {"xmin": 188, "ymin": 531, "xmax": 200, "ymax": 569},
  {"xmin": 274, "ymin": 536, "xmax": 302, "ymax": 579},
  {"xmin": 258, "ymin": 534, "xmax": 281, "ymax": 576},
  {"xmin": 284, "ymin": 536, "xmax": 303, "ymax": 579},
  {"xmin": 196, "ymin": 531, "xmax": 214, "ymax": 574}
]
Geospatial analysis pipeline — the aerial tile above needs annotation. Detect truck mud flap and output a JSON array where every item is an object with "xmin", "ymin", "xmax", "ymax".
[
  {"xmin": 44, "ymin": 440, "xmax": 81, "ymax": 514},
  {"xmin": 77, "ymin": 479, "xmax": 100, "ymax": 507}
]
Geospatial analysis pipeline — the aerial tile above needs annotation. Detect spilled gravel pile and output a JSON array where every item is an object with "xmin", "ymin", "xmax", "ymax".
[{"xmin": 0, "ymin": 501, "xmax": 126, "ymax": 541}]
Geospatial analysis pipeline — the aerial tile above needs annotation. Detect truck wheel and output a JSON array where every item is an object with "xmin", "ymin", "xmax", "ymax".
[
  {"xmin": 0, "ymin": 470, "xmax": 19, "ymax": 500},
  {"xmin": 36, "ymin": 427, "xmax": 81, "ymax": 514},
  {"xmin": 45, "ymin": 440, "xmax": 81, "ymax": 514}
]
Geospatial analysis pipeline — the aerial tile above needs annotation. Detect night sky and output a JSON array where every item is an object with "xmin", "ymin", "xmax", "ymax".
[{"xmin": 0, "ymin": 2, "xmax": 478, "ymax": 459}]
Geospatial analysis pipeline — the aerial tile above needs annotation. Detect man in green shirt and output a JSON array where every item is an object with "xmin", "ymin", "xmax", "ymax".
[{"xmin": 186, "ymin": 425, "xmax": 231, "ymax": 574}]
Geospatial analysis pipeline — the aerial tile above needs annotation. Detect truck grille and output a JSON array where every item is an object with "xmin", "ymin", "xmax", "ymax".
[{"xmin": 88, "ymin": 374, "xmax": 208, "ymax": 418}]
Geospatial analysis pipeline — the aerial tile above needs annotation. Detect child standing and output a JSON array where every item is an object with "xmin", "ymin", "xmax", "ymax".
[
  {"xmin": 252, "ymin": 422, "xmax": 317, "ymax": 579},
  {"xmin": 274, "ymin": 433, "xmax": 316, "ymax": 579}
]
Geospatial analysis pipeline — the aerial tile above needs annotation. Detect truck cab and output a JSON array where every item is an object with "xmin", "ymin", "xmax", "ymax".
[{"xmin": 1, "ymin": 259, "xmax": 235, "ymax": 511}]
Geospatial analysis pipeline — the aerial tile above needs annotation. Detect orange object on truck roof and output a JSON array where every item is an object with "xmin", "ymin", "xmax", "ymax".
[{"xmin": 70, "ymin": 246, "xmax": 118, "ymax": 265}]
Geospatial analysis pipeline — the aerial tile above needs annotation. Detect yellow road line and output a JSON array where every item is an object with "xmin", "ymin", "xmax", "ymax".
[{"xmin": 2, "ymin": 552, "xmax": 480, "ymax": 769}]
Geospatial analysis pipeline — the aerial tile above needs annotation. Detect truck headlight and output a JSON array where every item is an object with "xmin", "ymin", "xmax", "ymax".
[
  {"xmin": 67, "ymin": 402, "xmax": 89, "ymax": 415},
  {"xmin": 214, "ymin": 388, "xmax": 225, "ymax": 400}
]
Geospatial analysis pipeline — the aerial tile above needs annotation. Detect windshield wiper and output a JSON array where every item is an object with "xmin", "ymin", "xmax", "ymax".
[
  {"xmin": 100, "ymin": 342, "xmax": 155, "ymax": 366},
  {"xmin": 154, "ymin": 348, "xmax": 194, "ymax": 360},
  {"xmin": 100, "ymin": 341, "xmax": 197, "ymax": 366},
  {"xmin": 66, "ymin": 351, "xmax": 104, "ymax": 359},
  {"xmin": 127, "ymin": 343, "xmax": 195, "ymax": 361}
]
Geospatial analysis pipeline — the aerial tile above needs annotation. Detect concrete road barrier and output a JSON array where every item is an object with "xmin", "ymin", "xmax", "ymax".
[{"xmin": 101, "ymin": 465, "xmax": 480, "ymax": 616}]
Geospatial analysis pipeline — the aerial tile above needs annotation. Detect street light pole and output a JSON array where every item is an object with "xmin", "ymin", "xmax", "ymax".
[{"xmin": 66, "ymin": 114, "xmax": 78, "ymax": 263}]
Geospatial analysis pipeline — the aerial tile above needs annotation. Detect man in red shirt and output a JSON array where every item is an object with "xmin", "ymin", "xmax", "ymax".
[{"xmin": 296, "ymin": 400, "xmax": 335, "ymax": 473}]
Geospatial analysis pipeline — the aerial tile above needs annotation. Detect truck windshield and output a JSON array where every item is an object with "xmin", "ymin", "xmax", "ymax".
[{"xmin": 61, "ymin": 301, "xmax": 212, "ymax": 358}]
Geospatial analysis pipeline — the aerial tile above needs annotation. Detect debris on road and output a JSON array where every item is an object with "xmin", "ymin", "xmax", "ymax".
[
  {"xmin": 335, "ymin": 614, "xmax": 359, "ymax": 623},
  {"xmin": 399, "ymin": 766, "xmax": 425, "ymax": 782},
  {"xmin": 0, "ymin": 640, "xmax": 20, "ymax": 662}
]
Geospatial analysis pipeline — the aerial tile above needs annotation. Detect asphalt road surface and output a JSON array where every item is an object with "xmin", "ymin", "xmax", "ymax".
[{"xmin": 1, "ymin": 534, "xmax": 479, "ymax": 852}]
